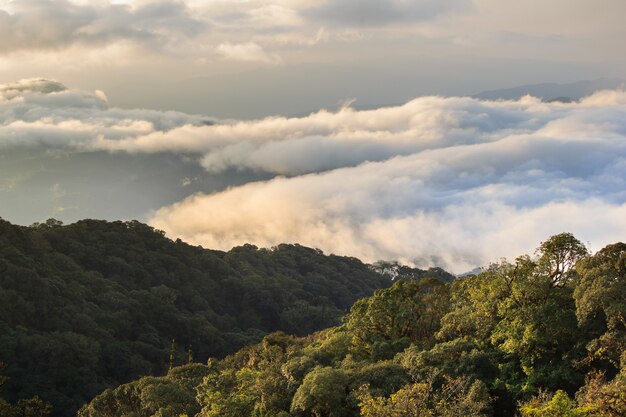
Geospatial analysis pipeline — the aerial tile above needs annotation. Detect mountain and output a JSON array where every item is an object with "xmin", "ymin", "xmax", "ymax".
[
  {"xmin": 474, "ymin": 77, "xmax": 625, "ymax": 101},
  {"xmin": 0, "ymin": 218, "xmax": 397, "ymax": 416},
  {"xmin": 79, "ymin": 234, "xmax": 626, "ymax": 417}
]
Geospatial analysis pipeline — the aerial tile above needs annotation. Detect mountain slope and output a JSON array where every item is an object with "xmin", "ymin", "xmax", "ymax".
[
  {"xmin": 80, "ymin": 234, "xmax": 626, "ymax": 417},
  {"xmin": 0, "ymin": 218, "xmax": 392, "ymax": 416}
]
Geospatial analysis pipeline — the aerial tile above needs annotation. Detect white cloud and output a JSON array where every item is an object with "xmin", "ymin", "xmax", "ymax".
[
  {"xmin": 216, "ymin": 42, "xmax": 281, "ymax": 64},
  {"xmin": 0, "ymin": 78, "xmax": 208, "ymax": 149},
  {"xmin": 0, "ymin": 78, "xmax": 67, "ymax": 98},
  {"xmin": 150, "ymin": 160, "xmax": 626, "ymax": 273},
  {"xmin": 3, "ymin": 78, "xmax": 626, "ymax": 272},
  {"xmin": 89, "ymin": 91, "xmax": 626, "ymax": 178},
  {"xmin": 0, "ymin": 0, "xmax": 207, "ymax": 54},
  {"xmin": 146, "ymin": 89, "xmax": 626, "ymax": 273}
]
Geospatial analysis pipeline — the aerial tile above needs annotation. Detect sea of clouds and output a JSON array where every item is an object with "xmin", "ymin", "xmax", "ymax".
[{"xmin": 2, "ymin": 78, "xmax": 625, "ymax": 272}]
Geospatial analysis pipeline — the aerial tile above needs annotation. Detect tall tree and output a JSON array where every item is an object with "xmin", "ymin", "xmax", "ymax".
[{"xmin": 574, "ymin": 243, "xmax": 626, "ymax": 371}]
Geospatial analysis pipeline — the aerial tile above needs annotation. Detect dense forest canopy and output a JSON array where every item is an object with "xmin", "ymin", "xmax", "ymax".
[
  {"xmin": 1, "ymin": 219, "xmax": 624, "ymax": 416},
  {"xmin": 0, "ymin": 218, "xmax": 405, "ymax": 416},
  {"xmin": 77, "ymin": 233, "xmax": 625, "ymax": 417}
]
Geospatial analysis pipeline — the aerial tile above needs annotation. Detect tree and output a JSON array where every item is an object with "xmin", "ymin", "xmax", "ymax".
[
  {"xmin": 575, "ymin": 353, "xmax": 626, "ymax": 417},
  {"xmin": 490, "ymin": 253, "xmax": 584, "ymax": 394},
  {"xmin": 1, "ymin": 362, "xmax": 13, "ymax": 416},
  {"xmin": 290, "ymin": 367, "xmax": 350, "ymax": 417},
  {"xmin": 0, "ymin": 217, "xmax": 390, "ymax": 416},
  {"xmin": 79, "ymin": 364, "xmax": 209, "ymax": 417},
  {"xmin": 15, "ymin": 396, "xmax": 53, "ymax": 417},
  {"xmin": 574, "ymin": 243, "xmax": 626, "ymax": 370},
  {"xmin": 537, "ymin": 233, "xmax": 589, "ymax": 287},
  {"xmin": 357, "ymin": 376, "xmax": 491, "ymax": 417},
  {"xmin": 196, "ymin": 333, "xmax": 301, "ymax": 417},
  {"xmin": 435, "ymin": 234, "xmax": 589, "ymax": 402},
  {"xmin": 519, "ymin": 390, "xmax": 586, "ymax": 417},
  {"xmin": 0, "ymin": 363, "xmax": 52, "ymax": 417},
  {"xmin": 346, "ymin": 279, "xmax": 449, "ymax": 360}
]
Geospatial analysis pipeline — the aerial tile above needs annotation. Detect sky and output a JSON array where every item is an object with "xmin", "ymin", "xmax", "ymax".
[
  {"xmin": 1, "ymin": 0, "xmax": 625, "ymax": 117},
  {"xmin": 0, "ymin": 0, "xmax": 625, "ymax": 272}
]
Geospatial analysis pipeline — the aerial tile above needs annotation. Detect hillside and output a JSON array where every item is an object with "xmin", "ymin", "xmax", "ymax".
[
  {"xmin": 80, "ymin": 234, "xmax": 625, "ymax": 417},
  {"xmin": 0, "ymin": 218, "xmax": 395, "ymax": 416}
]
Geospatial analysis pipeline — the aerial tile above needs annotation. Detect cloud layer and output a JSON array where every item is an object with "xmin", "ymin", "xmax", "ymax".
[
  {"xmin": 0, "ymin": 0, "xmax": 470, "ymax": 59},
  {"xmin": 0, "ymin": 78, "xmax": 210, "ymax": 149},
  {"xmin": 305, "ymin": 0, "xmax": 468, "ymax": 27},
  {"xmin": 147, "ymin": 91, "xmax": 626, "ymax": 272},
  {"xmin": 2, "ymin": 0, "xmax": 625, "ymax": 121},
  {"xmin": 0, "ymin": 0, "xmax": 205, "ymax": 53},
  {"xmin": 2, "ymin": 78, "xmax": 626, "ymax": 272}
]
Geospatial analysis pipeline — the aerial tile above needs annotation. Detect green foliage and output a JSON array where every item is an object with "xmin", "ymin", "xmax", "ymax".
[
  {"xmin": 82, "ymin": 234, "xmax": 626, "ymax": 417},
  {"xmin": 575, "ymin": 357, "xmax": 626, "ymax": 417},
  {"xmin": 489, "ymin": 256, "xmax": 583, "ymax": 394},
  {"xmin": 4, "ymin": 227, "xmax": 625, "ymax": 417},
  {"xmin": 357, "ymin": 376, "xmax": 491, "ymax": 417},
  {"xmin": 0, "ymin": 218, "xmax": 390, "ymax": 416},
  {"xmin": 520, "ymin": 390, "xmax": 587, "ymax": 417},
  {"xmin": 345, "ymin": 279, "xmax": 449, "ymax": 360},
  {"xmin": 436, "ymin": 240, "xmax": 587, "ymax": 399},
  {"xmin": 291, "ymin": 366, "xmax": 351, "ymax": 417},
  {"xmin": 195, "ymin": 332, "xmax": 309, "ymax": 417},
  {"xmin": 77, "ymin": 363, "xmax": 210, "ymax": 417},
  {"xmin": 536, "ymin": 232, "xmax": 589, "ymax": 287},
  {"xmin": 574, "ymin": 243, "xmax": 626, "ymax": 371},
  {"xmin": 0, "ymin": 363, "xmax": 52, "ymax": 417}
]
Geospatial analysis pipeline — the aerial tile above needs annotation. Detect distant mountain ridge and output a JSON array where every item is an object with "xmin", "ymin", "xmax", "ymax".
[{"xmin": 474, "ymin": 77, "xmax": 625, "ymax": 101}]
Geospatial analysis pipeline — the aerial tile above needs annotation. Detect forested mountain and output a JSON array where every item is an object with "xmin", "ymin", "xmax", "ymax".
[
  {"xmin": 80, "ymin": 233, "xmax": 625, "ymax": 417},
  {"xmin": 0, "ymin": 218, "xmax": 393, "ymax": 416}
]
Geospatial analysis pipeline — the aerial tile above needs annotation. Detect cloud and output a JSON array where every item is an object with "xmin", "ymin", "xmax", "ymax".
[
  {"xmin": 51, "ymin": 183, "xmax": 65, "ymax": 198},
  {"xmin": 147, "ymin": 90, "xmax": 626, "ymax": 273},
  {"xmin": 89, "ymin": 91, "xmax": 626, "ymax": 178},
  {"xmin": 216, "ymin": 42, "xmax": 281, "ymax": 64},
  {"xmin": 0, "ymin": 78, "xmax": 67, "ymax": 97},
  {"xmin": 2, "ymin": 78, "xmax": 625, "ymax": 272},
  {"xmin": 0, "ymin": 0, "xmax": 207, "ymax": 53},
  {"xmin": 0, "ymin": 78, "xmax": 208, "ymax": 149},
  {"xmin": 304, "ymin": 0, "xmax": 470, "ymax": 27}
]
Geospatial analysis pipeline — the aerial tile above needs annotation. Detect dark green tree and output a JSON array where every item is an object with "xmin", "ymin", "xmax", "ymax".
[{"xmin": 574, "ymin": 243, "xmax": 626, "ymax": 371}]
